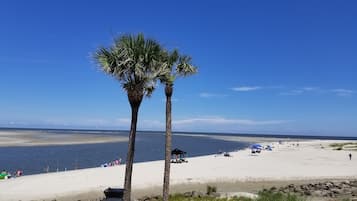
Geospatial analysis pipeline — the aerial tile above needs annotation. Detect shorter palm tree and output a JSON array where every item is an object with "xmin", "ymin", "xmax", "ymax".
[{"xmin": 161, "ymin": 49, "xmax": 197, "ymax": 201}]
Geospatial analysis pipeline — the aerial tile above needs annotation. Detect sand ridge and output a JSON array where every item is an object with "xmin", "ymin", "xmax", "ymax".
[{"xmin": 0, "ymin": 130, "xmax": 127, "ymax": 147}]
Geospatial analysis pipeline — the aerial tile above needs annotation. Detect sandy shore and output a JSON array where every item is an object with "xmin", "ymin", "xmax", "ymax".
[
  {"xmin": 0, "ymin": 130, "xmax": 127, "ymax": 147},
  {"xmin": 1, "ymin": 140, "xmax": 356, "ymax": 201},
  {"xmin": 180, "ymin": 133, "xmax": 299, "ymax": 143}
]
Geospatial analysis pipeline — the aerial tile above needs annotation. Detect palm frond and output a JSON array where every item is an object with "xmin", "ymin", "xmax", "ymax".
[{"xmin": 176, "ymin": 55, "xmax": 197, "ymax": 76}]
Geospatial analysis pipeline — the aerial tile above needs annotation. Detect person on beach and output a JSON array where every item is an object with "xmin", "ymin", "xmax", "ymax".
[
  {"xmin": 17, "ymin": 170, "xmax": 23, "ymax": 177},
  {"xmin": 349, "ymin": 153, "xmax": 352, "ymax": 160}
]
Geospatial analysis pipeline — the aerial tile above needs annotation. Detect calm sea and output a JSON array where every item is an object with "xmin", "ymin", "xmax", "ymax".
[{"xmin": 0, "ymin": 128, "xmax": 356, "ymax": 176}]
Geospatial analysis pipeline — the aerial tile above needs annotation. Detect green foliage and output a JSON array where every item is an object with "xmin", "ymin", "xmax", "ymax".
[
  {"xmin": 256, "ymin": 191, "xmax": 305, "ymax": 201},
  {"xmin": 330, "ymin": 142, "xmax": 357, "ymax": 151},
  {"xmin": 330, "ymin": 143, "xmax": 349, "ymax": 148},
  {"xmin": 207, "ymin": 185, "xmax": 217, "ymax": 195}
]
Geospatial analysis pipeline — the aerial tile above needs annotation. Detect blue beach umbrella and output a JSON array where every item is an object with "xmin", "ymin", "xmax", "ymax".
[{"xmin": 251, "ymin": 144, "xmax": 263, "ymax": 149}]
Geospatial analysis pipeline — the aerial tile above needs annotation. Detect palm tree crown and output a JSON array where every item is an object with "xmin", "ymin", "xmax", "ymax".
[
  {"xmin": 95, "ymin": 33, "xmax": 168, "ymax": 100},
  {"xmin": 160, "ymin": 49, "xmax": 197, "ymax": 84}
]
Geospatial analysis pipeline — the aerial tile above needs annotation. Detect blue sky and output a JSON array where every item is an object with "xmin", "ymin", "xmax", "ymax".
[{"xmin": 0, "ymin": 0, "xmax": 356, "ymax": 136}]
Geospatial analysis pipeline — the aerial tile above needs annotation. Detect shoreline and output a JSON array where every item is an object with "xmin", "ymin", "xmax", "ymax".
[{"xmin": 1, "ymin": 139, "xmax": 357, "ymax": 201}]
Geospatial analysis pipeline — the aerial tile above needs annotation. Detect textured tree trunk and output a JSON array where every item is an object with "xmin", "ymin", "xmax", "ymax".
[
  {"xmin": 123, "ymin": 91, "xmax": 142, "ymax": 201},
  {"xmin": 163, "ymin": 83, "xmax": 173, "ymax": 201}
]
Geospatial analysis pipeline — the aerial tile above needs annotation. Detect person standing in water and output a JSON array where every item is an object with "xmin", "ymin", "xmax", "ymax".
[{"xmin": 349, "ymin": 153, "xmax": 352, "ymax": 160}]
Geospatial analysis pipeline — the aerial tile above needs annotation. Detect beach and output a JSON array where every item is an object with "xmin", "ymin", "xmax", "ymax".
[{"xmin": 1, "ymin": 139, "xmax": 356, "ymax": 201}]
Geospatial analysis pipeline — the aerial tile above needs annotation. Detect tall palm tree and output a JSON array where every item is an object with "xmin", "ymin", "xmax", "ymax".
[
  {"xmin": 161, "ymin": 49, "xmax": 197, "ymax": 201},
  {"xmin": 94, "ymin": 33, "xmax": 167, "ymax": 201}
]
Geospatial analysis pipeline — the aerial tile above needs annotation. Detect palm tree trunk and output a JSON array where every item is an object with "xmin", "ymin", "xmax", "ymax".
[
  {"xmin": 163, "ymin": 83, "xmax": 173, "ymax": 201},
  {"xmin": 123, "ymin": 94, "xmax": 142, "ymax": 201}
]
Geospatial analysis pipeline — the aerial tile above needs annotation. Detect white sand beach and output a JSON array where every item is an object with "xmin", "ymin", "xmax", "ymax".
[{"xmin": 1, "ymin": 140, "xmax": 356, "ymax": 201}]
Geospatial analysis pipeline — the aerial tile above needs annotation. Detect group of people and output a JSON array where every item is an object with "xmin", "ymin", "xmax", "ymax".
[
  {"xmin": 100, "ymin": 158, "xmax": 122, "ymax": 167},
  {"xmin": 1, "ymin": 169, "xmax": 23, "ymax": 179}
]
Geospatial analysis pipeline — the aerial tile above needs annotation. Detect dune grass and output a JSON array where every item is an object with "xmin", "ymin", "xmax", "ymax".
[
  {"xmin": 330, "ymin": 142, "xmax": 357, "ymax": 151},
  {"xmin": 255, "ymin": 191, "xmax": 305, "ymax": 201}
]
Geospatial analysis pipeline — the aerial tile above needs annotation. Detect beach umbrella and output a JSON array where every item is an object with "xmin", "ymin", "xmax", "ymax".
[
  {"xmin": 171, "ymin": 148, "xmax": 186, "ymax": 155},
  {"xmin": 250, "ymin": 144, "xmax": 263, "ymax": 149}
]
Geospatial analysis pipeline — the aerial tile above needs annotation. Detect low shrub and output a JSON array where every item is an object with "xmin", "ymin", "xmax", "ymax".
[
  {"xmin": 256, "ymin": 191, "xmax": 305, "ymax": 201},
  {"xmin": 207, "ymin": 185, "xmax": 217, "ymax": 195}
]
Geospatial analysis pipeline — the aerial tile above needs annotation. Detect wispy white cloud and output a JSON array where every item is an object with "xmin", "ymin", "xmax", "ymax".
[
  {"xmin": 331, "ymin": 89, "xmax": 355, "ymax": 97},
  {"xmin": 173, "ymin": 117, "xmax": 289, "ymax": 126},
  {"xmin": 229, "ymin": 85, "xmax": 354, "ymax": 97},
  {"xmin": 231, "ymin": 86, "xmax": 262, "ymax": 92},
  {"xmin": 280, "ymin": 87, "xmax": 355, "ymax": 97},
  {"xmin": 279, "ymin": 89, "xmax": 304, "ymax": 96},
  {"xmin": 301, "ymin": 87, "xmax": 320, "ymax": 91},
  {"xmin": 280, "ymin": 87, "xmax": 323, "ymax": 96},
  {"xmin": 199, "ymin": 92, "xmax": 228, "ymax": 98}
]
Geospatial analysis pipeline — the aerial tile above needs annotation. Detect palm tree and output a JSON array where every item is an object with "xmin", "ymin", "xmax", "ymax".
[
  {"xmin": 161, "ymin": 49, "xmax": 197, "ymax": 201},
  {"xmin": 94, "ymin": 33, "xmax": 167, "ymax": 201}
]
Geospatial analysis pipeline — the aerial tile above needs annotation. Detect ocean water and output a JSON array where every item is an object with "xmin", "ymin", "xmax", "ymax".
[
  {"xmin": 0, "ymin": 129, "xmax": 252, "ymax": 175},
  {"xmin": 1, "ymin": 128, "xmax": 356, "ymax": 176}
]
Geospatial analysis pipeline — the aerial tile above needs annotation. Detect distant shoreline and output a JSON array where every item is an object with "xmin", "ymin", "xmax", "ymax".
[
  {"xmin": 1, "ymin": 128, "xmax": 355, "ymax": 148},
  {"xmin": 1, "ymin": 127, "xmax": 356, "ymax": 140}
]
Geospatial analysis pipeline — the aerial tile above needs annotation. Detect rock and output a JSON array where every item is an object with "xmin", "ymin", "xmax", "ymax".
[
  {"xmin": 192, "ymin": 191, "xmax": 204, "ymax": 198},
  {"xmin": 330, "ymin": 188, "xmax": 343, "ymax": 195},
  {"xmin": 293, "ymin": 187, "xmax": 300, "ymax": 193},
  {"xmin": 342, "ymin": 180, "xmax": 351, "ymax": 185},
  {"xmin": 138, "ymin": 196, "xmax": 151, "ymax": 201},
  {"xmin": 312, "ymin": 190, "xmax": 323, "ymax": 196},
  {"xmin": 224, "ymin": 192, "xmax": 258, "ymax": 199},
  {"xmin": 304, "ymin": 191, "xmax": 312, "ymax": 196},
  {"xmin": 209, "ymin": 192, "xmax": 220, "ymax": 198},
  {"xmin": 352, "ymin": 187, "xmax": 357, "ymax": 196},
  {"xmin": 342, "ymin": 184, "xmax": 351, "ymax": 189},
  {"xmin": 321, "ymin": 190, "xmax": 332, "ymax": 197},
  {"xmin": 270, "ymin": 186, "xmax": 277, "ymax": 191},
  {"xmin": 183, "ymin": 192, "xmax": 193, "ymax": 197},
  {"xmin": 326, "ymin": 182, "xmax": 334, "ymax": 188}
]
